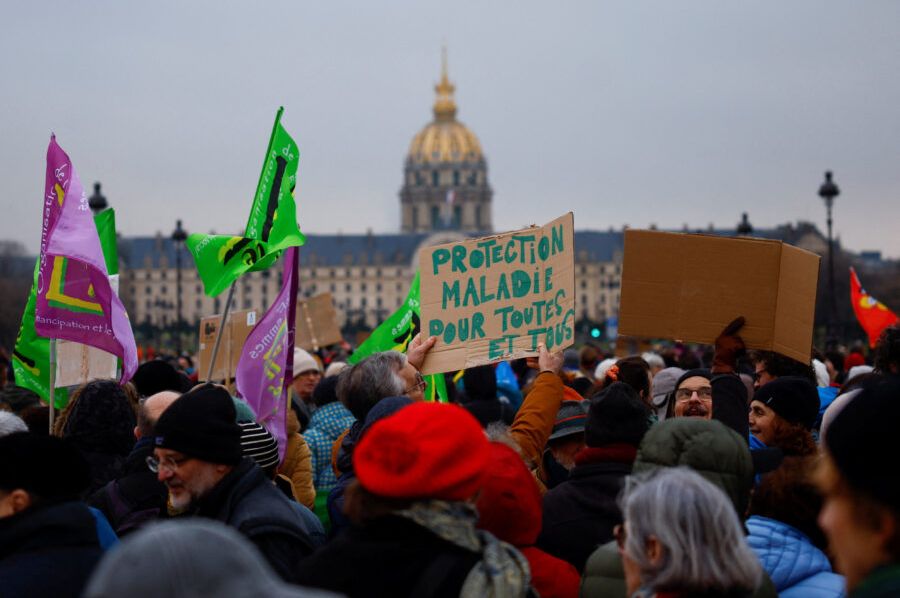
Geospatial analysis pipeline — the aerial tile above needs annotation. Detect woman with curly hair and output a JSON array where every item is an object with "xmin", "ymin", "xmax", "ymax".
[{"xmin": 748, "ymin": 376, "xmax": 820, "ymax": 456}]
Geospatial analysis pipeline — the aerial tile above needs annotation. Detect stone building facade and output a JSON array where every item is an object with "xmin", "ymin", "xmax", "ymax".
[{"xmin": 116, "ymin": 62, "xmax": 831, "ymax": 342}]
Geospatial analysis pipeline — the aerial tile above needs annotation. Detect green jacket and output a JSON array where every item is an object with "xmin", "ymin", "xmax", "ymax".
[
  {"xmin": 851, "ymin": 564, "xmax": 900, "ymax": 598},
  {"xmin": 580, "ymin": 418, "xmax": 775, "ymax": 598}
]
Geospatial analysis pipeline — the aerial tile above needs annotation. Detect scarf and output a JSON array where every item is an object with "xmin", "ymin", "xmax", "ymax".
[{"xmin": 397, "ymin": 500, "xmax": 531, "ymax": 598}]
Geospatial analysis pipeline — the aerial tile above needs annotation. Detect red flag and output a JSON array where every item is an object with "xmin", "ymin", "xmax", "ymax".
[{"xmin": 850, "ymin": 268, "xmax": 898, "ymax": 347}]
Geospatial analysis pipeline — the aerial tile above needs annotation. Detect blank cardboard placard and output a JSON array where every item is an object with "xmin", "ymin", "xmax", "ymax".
[
  {"xmin": 198, "ymin": 309, "xmax": 258, "ymax": 382},
  {"xmin": 55, "ymin": 340, "xmax": 117, "ymax": 387},
  {"xmin": 618, "ymin": 230, "xmax": 820, "ymax": 363},
  {"xmin": 295, "ymin": 293, "xmax": 343, "ymax": 351},
  {"xmin": 419, "ymin": 212, "xmax": 576, "ymax": 374}
]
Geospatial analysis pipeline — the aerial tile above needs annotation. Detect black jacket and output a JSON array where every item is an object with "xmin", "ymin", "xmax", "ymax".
[
  {"xmin": 195, "ymin": 457, "xmax": 316, "ymax": 583},
  {"xmin": 295, "ymin": 515, "xmax": 481, "ymax": 597},
  {"xmin": 537, "ymin": 445, "xmax": 635, "ymax": 571},
  {"xmin": 712, "ymin": 373, "xmax": 750, "ymax": 441},
  {"xmin": 462, "ymin": 399, "xmax": 515, "ymax": 428},
  {"xmin": 88, "ymin": 437, "xmax": 167, "ymax": 536},
  {"xmin": 0, "ymin": 501, "xmax": 103, "ymax": 598}
]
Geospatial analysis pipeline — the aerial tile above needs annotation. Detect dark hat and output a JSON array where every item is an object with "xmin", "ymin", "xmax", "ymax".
[
  {"xmin": 585, "ymin": 382, "xmax": 651, "ymax": 448},
  {"xmin": 238, "ymin": 421, "xmax": 280, "ymax": 470},
  {"xmin": 753, "ymin": 376, "xmax": 820, "ymax": 429},
  {"xmin": 132, "ymin": 359, "xmax": 184, "ymax": 397},
  {"xmin": 312, "ymin": 375, "xmax": 340, "ymax": 408},
  {"xmin": 548, "ymin": 400, "xmax": 588, "ymax": 441},
  {"xmin": 154, "ymin": 384, "xmax": 242, "ymax": 465},
  {"xmin": 675, "ymin": 368, "xmax": 712, "ymax": 391},
  {"xmin": 826, "ymin": 375, "xmax": 900, "ymax": 508},
  {"xmin": 0, "ymin": 432, "xmax": 90, "ymax": 500}
]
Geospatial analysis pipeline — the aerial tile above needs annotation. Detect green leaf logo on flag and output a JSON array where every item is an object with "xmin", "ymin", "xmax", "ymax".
[
  {"xmin": 188, "ymin": 107, "xmax": 306, "ymax": 297},
  {"xmin": 349, "ymin": 272, "xmax": 448, "ymax": 403}
]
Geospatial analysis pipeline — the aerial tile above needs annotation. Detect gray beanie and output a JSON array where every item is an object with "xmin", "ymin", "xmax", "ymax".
[{"xmin": 82, "ymin": 520, "xmax": 336, "ymax": 598}]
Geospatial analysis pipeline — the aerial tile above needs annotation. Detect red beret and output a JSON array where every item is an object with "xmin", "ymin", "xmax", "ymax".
[{"xmin": 355, "ymin": 402, "xmax": 489, "ymax": 501}]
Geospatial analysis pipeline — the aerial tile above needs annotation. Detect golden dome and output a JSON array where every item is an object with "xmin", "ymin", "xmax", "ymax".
[{"xmin": 407, "ymin": 51, "xmax": 484, "ymax": 165}]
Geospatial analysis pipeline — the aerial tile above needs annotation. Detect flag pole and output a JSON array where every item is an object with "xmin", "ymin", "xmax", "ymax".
[
  {"xmin": 48, "ymin": 338, "xmax": 57, "ymax": 434},
  {"xmin": 206, "ymin": 282, "xmax": 237, "ymax": 382}
]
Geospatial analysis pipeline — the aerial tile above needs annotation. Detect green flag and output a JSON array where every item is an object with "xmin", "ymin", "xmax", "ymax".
[
  {"xmin": 12, "ymin": 209, "xmax": 120, "ymax": 408},
  {"xmin": 187, "ymin": 108, "xmax": 306, "ymax": 297},
  {"xmin": 94, "ymin": 208, "xmax": 119, "ymax": 276},
  {"xmin": 349, "ymin": 271, "xmax": 448, "ymax": 403}
]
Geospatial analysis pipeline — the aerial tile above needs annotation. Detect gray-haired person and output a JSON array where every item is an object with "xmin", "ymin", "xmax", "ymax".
[
  {"xmin": 0, "ymin": 412, "xmax": 28, "ymax": 437},
  {"xmin": 616, "ymin": 467, "xmax": 762, "ymax": 598}
]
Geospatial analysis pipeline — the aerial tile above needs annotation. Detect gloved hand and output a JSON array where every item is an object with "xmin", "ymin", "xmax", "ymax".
[{"xmin": 712, "ymin": 316, "xmax": 746, "ymax": 374}]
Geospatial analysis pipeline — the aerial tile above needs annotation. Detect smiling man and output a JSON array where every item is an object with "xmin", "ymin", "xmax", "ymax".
[{"xmin": 152, "ymin": 384, "xmax": 315, "ymax": 582}]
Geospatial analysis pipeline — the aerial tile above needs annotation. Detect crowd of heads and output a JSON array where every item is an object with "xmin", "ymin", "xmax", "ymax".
[{"xmin": 0, "ymin": 322, "xmax": 898, "ymax": 597}]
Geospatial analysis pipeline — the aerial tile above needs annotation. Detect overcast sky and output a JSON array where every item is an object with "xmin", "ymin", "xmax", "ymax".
[{"xmin": 2, "ymin": 1, "xmax": 899, "ymax": 258}]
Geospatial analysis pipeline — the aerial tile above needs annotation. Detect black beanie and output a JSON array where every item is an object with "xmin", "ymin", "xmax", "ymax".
[
  {"xmin": 585, "ymin": 382, "xmax": 651, "ymax": 448},
  {"xmin": 753, "ymin": 376, "xmax": 819, "ymax": 430},
  {"xmin": 0, "ymin": 433, "xmax": 90, "ymax": 501},
  {"xmin": 132, "ymin": 359, "xmax": 184, "ymax": 397},
  {"xmin": 154, "ymin": 384, "xmax": 242, "ymax": 465},
  {"xmin": 312, "ymin": 375, "xmax": 340, "ymax": 408},
  {"xmin": 675, "ymin": 368, "xmax": 712, "ymax": 391},
  {"xmin": 826, "ymin": 375, "xmax": 900, "ymax": 508}
]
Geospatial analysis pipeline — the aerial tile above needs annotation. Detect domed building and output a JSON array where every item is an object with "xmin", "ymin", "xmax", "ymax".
[{"xmin": 400, "ymin": 55, "xmax": 492, "ymax": 233}]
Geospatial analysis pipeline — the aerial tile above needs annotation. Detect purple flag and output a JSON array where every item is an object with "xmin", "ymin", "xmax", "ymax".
[
  {"xmin": 34, "ymin": 136, "xmax": 138, "ymax": 384},
  {"xmin": 236, "ymin": 246, "xmax": 299, "ymax": 462}
]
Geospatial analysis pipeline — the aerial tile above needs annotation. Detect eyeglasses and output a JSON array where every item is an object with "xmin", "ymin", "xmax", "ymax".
[
  {"xmin": 675, "ymin": 387, "xmax": 713, "ymax": 401},
  {"xmin": 146, "ymin": 454, "xmax": 192, "ymax": 474},
  {"xmin": 405, "ymin": 372, "xmax": 427, "ymax": 395},
  {"xmin": 613, "ymin": 523, "xmax": 627, "ymax": 550}
]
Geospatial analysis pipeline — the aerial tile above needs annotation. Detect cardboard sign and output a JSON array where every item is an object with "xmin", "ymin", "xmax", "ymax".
[
  {"xmin": 618, "ymin": 230, "xmax": 820, "ymax": 363},
  {"xmin": 55, "ymin": 340, "xmax": 117, "ymax": 387},
  {"xmin": 198, "ymin": 309, "xmax": 258, "ymax": 382},
  {"xmin": 295, "ymin": 293, "xmax": 343, "ymax": 351},
  {"xmin": 419, "ymin": 212, "xmax": 576, "ymax": 374}
]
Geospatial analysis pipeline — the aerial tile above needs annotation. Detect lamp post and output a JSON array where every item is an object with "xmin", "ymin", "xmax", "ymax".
[
  {"xmin": 171, "ymin": 220, "xmax": 188, "ymax": 355},
  {"xmin": 88, "ymin": 182, "xmax": 108, "ymax": 214},
  {"xmin": 818, "ymin": 171, "xmax": 840, "ymax": 341}
]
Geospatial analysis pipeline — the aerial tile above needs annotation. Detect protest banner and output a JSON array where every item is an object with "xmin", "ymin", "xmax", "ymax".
[
  {"xmin": 198, "ymin": 309, "xmax": 259, "ymax": 383},
  {"xmin": 418, "ymin": 212, "xmax": 576, "ymax": 375},
  {"xmin": 295, "ymin": 292, "xmax": 343, "ymax": 351},
  {"xmin": 55, "ymin": 340, "xmax": 117, "ymax": 387},
  {"xmin": 619, "ymin": 229, "xmax": 820, "ymax": 363}
]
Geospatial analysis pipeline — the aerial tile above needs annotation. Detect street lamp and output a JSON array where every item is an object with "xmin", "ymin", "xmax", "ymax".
[
  {"xmin": 818, "ymin": 171, "xmax": 840, "ymax": 341},
  {"xmin": 88, "ymin": 182, "xmax": 108, "ymax": 214},
  {"xmin": 171, "ymin": 220, "xmax": 188, "ymax": 355}
]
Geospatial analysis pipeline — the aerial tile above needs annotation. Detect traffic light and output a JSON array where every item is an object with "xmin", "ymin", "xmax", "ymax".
[{"xmin": 590, "ymin": 327, "xmax": 602, "ymax": 339}]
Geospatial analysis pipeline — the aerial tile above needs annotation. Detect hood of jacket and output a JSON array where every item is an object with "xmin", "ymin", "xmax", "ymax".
[
  {"xmin": 0, "ymin": 501, "xmax": 99, "ymax": 558},
  {"xmin": 633, "ymin": 418, "xmax": 753, "ymax": 519}
]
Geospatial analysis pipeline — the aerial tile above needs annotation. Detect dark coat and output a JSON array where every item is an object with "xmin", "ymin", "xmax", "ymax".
[
  {"xmin": 295, "ymin": 515, "xmax": 481, "ymax": 598},
  {"xmin": 537, "ymin": 444, "xmax": 635, "ymax": 571},
  {"xmin": 462, "ymin": 398, "xmax": 515, "ymax": 428},
  {"xmin": 0, "ymin": 501, "xmax": 103, "ymax": 598},
  {"xmin": 194, "ymin": 457, "xmax": 316, "ymax": 583},
  {"xmin": 711, "ymin": 373, "xmax": 750, "ymax": 441},
  {"xmin": 88, "ymin": 437, "xmax": 167, "ymax": 536}
]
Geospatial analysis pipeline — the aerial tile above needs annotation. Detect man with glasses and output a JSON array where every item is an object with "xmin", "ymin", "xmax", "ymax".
[
  {"xmin": 88, "ymin": 390, "xmax": 180, "ymax": 536},
  {"xmin": 151, "ymin": 384, "xmax": 315, "ymax": 582}
]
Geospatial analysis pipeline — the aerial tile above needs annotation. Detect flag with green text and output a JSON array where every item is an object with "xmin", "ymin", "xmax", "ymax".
[
  {"xmin": 12, "ymin": 207, "xmax": 120, "ymax": 408},
  {"xmin": 187, "ymin": 108, "xmax": 306, "ymax": 297},
  {"xmin": 348, "ymin": 271, "xmax": 448, "ymax": 403}
]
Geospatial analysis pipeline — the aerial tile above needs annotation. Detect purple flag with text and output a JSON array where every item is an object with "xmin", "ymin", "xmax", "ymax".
[
  {"xmin": 34, "ymin": 136, "xmax": 138, "ymax": 384},
  {"xmin": 235, "ymin": 247, "xmax": 298, "ymax": 461}
]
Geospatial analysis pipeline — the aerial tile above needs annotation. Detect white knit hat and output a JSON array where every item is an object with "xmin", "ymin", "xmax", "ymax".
[{"xmin": 292, "ymin": 348, "xmax": 322, "ymax": 375}]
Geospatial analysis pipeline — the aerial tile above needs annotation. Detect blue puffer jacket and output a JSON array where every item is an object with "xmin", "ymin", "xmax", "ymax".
[{"xmin": 747, "ymin": 515, "xmax": 846, "ymax": 598}]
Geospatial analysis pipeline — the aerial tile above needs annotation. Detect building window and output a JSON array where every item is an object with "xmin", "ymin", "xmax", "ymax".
[
  {"xmin": 361, "ymin": 283, "xmax": 367, "ymax": 292},
  {"xmin": 453, "ymin": 205, "xmax": 462, "ymax": 228},
  {"xmin": 432, "ymin": 171, "xmax": 439, "ymax": 186},
  {"xmin": 345, "ymin": 283, "xmax": 351, "ymax": 292},
  {"xmin": 453, "ymin": 171, "xmax": 460, "ymax": 185},
  {"xmin": 329, "ymin": 269, "xmax": 335, "ymax": 278},
  {"xmin": 376, "ymin": 297, "xmax": 382, "ymax": 307},
  {"xmin": 412, "ymin": 206, "xmax": 418, "ymax": 229},
  {"xmin": 146, "ymin": 286, "xmax": 152, "ymax": 295},
  {"xmin": 376, "ymin": 283, "xmax": 382, "ymax": 292},
  {"xmin": 196, "ymin": 299, "xmax": 202, "ymax": 309},
  {"xmin": 361, "ymin": 297, "xmax": 367, "ymax": 307},
  {"xmin": 431, "ymin": 205, "xmax": 440, "ymax": 228},
  {"xmin": 330, "ymin": 284, "xmax": 335, "ymax": 292},
  {"xmin": 160, "ymin": 286, "xmax": 167, "ymax": 294}
]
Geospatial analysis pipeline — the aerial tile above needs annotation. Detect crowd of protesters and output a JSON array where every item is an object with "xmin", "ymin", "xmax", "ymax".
[{"xmin": 0, "ymin": 321, "xmax": 898, "ymax": 597}]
